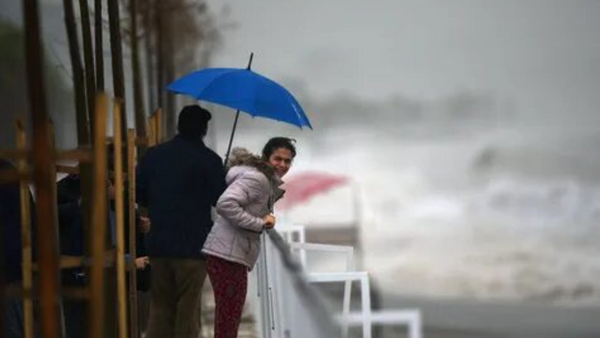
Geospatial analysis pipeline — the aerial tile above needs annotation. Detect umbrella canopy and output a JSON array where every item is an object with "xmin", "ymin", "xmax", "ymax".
[
  {"xmin": 167, "ymin": 67, "xmax": 312, "ymax": 129},
  {"xmin": 277, "ymin": 171, "xmax": 349, "ymax": 211}
]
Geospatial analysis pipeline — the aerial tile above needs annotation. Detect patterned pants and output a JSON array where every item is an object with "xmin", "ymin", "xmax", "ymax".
[{"xmin": 207, "ymin": 255, "xmax": 248, "ymax": 338}]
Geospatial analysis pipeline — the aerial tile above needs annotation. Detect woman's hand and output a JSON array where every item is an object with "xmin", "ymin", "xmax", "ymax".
[
  {"xmin": 263, "ymin": 214, "xmax": 276, "ymax": 229},
  {"xmin": 135, "ymin": 256, "xmax": 150, "ymax": 270}
]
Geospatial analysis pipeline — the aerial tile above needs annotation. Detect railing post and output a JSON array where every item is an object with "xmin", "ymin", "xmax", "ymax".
[
  {"xmin": 266, "ymin": 235, "xmax": 282, "ymax": 335},
  {"xmin": 260, "ymin": 232, "xmax": 273, "ymax": 338},
  {"xmin": 360, "ymin": 275, "xmax": 371, "ymax": 338}
]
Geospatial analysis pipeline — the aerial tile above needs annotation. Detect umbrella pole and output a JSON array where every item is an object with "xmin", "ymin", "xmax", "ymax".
[
  {"xmin": 223, "ymin": 52, "xmax": 254, "ymax": 167},
  {"xmin": 224, "ymin": 110, "xmax": 241, "ymax": 167}
]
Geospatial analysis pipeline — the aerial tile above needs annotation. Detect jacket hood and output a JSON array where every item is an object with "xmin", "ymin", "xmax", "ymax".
[
  {"xmin": 226, "ymin": 148, "xmax": 285, "ymax": 200},
  {"xmin": 226, "ymin": 148, "xmax": 277, "ymax": 181}
]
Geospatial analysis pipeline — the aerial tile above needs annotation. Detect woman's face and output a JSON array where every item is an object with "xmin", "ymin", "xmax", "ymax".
[{"xmin": 268, "ymin": 147, "xmax": 293, "ymax": 178}]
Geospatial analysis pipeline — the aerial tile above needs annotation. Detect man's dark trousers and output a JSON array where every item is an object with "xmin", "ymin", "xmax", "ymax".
[{"xmin": 146, "ymin": 258, "xmax": 207, "ymax": 338}]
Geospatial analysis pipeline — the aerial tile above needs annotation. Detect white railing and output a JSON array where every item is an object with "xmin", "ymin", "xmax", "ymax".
[
  {"xmin": 250, "ymin": 225, "xmax": 424, "ymax": 338},
  {"xmin": 249, "ymin": 230, "xmax": 340, "ymax": 338},
  {"xmin": 289, "ymin": 242, "xmax": 355, "ymax": 338}
]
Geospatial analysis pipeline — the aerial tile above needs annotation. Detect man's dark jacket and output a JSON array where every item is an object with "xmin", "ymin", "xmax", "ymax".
[
  {"xmin": 136, "ymin": 135, "xmax": 226, "ymax": 259},
  {"xmin": 0, "ymin": 159, "xmax": 35, "ymax": 284}
]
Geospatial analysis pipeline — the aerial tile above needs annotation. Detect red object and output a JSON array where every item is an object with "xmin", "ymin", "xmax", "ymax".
[
  {"xmin": 277, "ymin": 171, "xmax": 349, "ymax": 210},
  {"xmin": 207, "ymin": 255, "xmax": 248, "ymax": 338}
]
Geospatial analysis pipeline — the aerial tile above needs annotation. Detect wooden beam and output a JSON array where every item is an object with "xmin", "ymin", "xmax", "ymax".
[
  {"xmin": 55, "ymin": 165, "xmax": 79, "ymax": 175},
  {"xmin": 127, "ymin": 129, "xmax": 139, "ymax": 338},
  {"xmin": 4, "ymin": 285, "xmax": 90, "ymax": 300},
  {"xmin": 1, "ymin": 148, "xmax": 92, "ymax": 162},
  {"xmin": 23, "ymin": 0, "xmax": 63, "ymax": 336},
  {"xmin": 33, "ymin": 256, "xmax": 83, "ymax": 270},
  {"xmin": 31, "ymin": 251, "xmax": 117, "ymax": 271},
  {"xmin": 0, "ymin": 149, "xmax": 29, "ymax": 160},
  {"xmin": 56, "ymin": 148, "xmax": 93, "ymax": 162},
  {"xmin": 61, "ymin": 286, "xmax": 90, "ymax": 300},
  {"xmin": 154, "ymin": 108, "xmax": 162, "ymax": 144},
  {"xmin": 16, "ymin": 119, "xmax": 34, "ymax": 338},
  {"xmin": 113, "ymin": 99, "xmax": 129, "ymax": 338},
  {"xmin": 0, "ymin": 168, "xmax": 30, "ymax": 184},
  {"xmin": 146, "ymin": 114, "xmax": 156, "ymax": 147},
  {"xmin": 135, "ymin": 136, "xmax": 149, "ymax": 147},
  {"xmin": 89, "ymin": 92, "xmax": 109, "ymax": 338}
]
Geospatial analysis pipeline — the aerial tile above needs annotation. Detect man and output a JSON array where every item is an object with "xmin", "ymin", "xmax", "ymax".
[{"xmin": 136, "ymin": 105, "xmax": 226, "ymax": 338}]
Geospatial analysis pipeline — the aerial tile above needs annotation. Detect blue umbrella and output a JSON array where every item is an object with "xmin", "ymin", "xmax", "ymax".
[{"xmin": 166, "ymin": 54, "xmax": 311, "ymax": 163}]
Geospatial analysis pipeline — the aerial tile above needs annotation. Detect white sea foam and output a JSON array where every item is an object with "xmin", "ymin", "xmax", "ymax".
[{"xmin": 279, "ymin": 125, "xmax": 600, "ymax": 306}]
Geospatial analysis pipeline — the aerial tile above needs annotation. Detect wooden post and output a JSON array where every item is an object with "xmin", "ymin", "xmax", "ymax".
[
  {"xmin": 0, "ymin": 187, "xmax": 4, "ymax": 338},
  {"xmin": 47, "ymin": 120, "xmax": 61, "ymax": 253},
  {"xmin": 95, "ymin": 0, "xmax": 104, "ymax": 91},
  {"xmin": 63, "ymin": 0, "xmax": 91, "ymax": 145},
  {"xmin": 113, "ymin": 99, "xmax": 129, "ymax": 338},
  {"xmin": 143, "ymin": 0, "xmax": 155, "ymax": 111},
  {"xmin": 130, "ymin": 0, "xmax": 147, "ymax": 149},
  {"xmin": 146, "ymin": 115, "xmax": 155, "ymax": 148},
  {"xmin": 79, "ymin": 0, "xmax": 97, "ymax": 137},
  {"xmin": 107, "ymin": 0, "xmax": 128, "ymax": 144},
  {"xmin": 127, "ymin": 129, "xmax": 139, "ymax": 338},
  {"xmin": 16, "ymin": 119, "xmax": 34, "ymax": 338},
  {"xmin": 89, "ymin": 93, "xmax": 109, "ymax": 338},
  {"xmin": 155, "ymin": 1, "xmax": 164, "ymax": 110},
  {"xmin": 22, "ymin": 0, "xmax": 63, "ymax": 336},
  {"xmin": 154, "ymin": 108, "xmax": 162, "ymax": 144},
  {"xmin": 46, "ymin": 120, "xmax": 66, "ymax": 329}
]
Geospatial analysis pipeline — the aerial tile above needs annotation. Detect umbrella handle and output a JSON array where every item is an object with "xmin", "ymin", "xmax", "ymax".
[{"xmin": 223, "ymin": 53, "xmax": 254, "ymax": 167}]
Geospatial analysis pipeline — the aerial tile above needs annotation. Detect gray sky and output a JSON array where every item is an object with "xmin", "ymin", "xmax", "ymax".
[
  {"xmin": 3, "ymin": 0, "xmax": 599, "ymax": 126},
  {"xmin": 206, "ymin": 0, "xmax": 600, "ymax": 124}
]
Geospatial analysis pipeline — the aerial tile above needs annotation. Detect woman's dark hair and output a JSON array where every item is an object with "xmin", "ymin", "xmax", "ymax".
[{"xmin": 261, "ymin": 137, "xmax": 297, "ymax": 160}]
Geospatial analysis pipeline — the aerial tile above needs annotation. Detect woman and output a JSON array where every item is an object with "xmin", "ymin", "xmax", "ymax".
[{"xmin": 202, "ymin": 137, "xmax": 296, "ymax": 338}]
